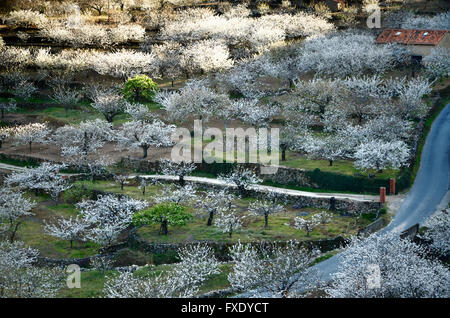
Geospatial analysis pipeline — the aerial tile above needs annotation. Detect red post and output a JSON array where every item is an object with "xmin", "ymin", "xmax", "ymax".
[
  {"xmin": 389, "ymin": 178, "xmax": 396, "ymax": 195},
  {"xmin": 380, "ymin": 187, "xmax": 386, "ymax": 204}
]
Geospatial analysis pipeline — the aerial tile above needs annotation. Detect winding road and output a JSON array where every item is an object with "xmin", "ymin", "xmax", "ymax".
[{"xmin": 313, "ymin": 103, "xmax": 450, "ymax": 281}]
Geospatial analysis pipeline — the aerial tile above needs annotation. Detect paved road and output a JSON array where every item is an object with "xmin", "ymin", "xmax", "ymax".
[{"xmin": 313, "ymin": 103, "xmax": 450, "ymax": 282}]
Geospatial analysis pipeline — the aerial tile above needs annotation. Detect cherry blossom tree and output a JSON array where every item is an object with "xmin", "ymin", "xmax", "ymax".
[
  {"xmin": 420, "ymin": 208, "xmax": 450, "ymax": 257},
  {"xmin": 0, "ymin": 241, "xmax": 63, "ymax": 298},
  {"xmin": 124, "ymin": 102, "xmax": 155, "ymax": 123},
  {"xmin": 228, "ymin": 240, "xmax": 319, "ymax": 297},
  {"xmin": 154, "ymin": 183, "xmax": 197, "ymax": 206},
  {"xmin": 159, "ymin": 159, "xmax": 196, "ymax": 186},
  {"xmin": 114, "ymin": 174, "xmax": 128, "ymax": 191},
  {"xmin": 295, "ymin": 32, "xmax": 409, "ymax": 77},
  {"xmin": 248, "ymin": 193, "xmax": 285, "ymax": 228},
  {"xmin": 89, "ymin": 49, "xmax": 158, "ymax": 79},
  {"xmin": 293, "ymin": 215, "xmax": 321, "ymax": 237},
  {"xmin": 0, "ymin": 127, "xmax": 11, "ymax": 149},
  {"xmin": 77, "ymin": 194, "xmax": 147, "ymax": 246},
  {"xmin": 90, "ymin": 86, "xmax": 127, "ymax": 122},
  {"xmin": 181, "ymin": 39, "xmax": 233, "ymax": 77},
  {"xmin": 0, "ymin": 98, "xmax": 17, "ymax": 119},
  {"xmin": 116, "ymin": 119, "xmax": 175, "ymax": 158},
  {"xmin": 53, "ymin": 119, "xmax": 113, "ymax": 179},
  {"xmin": 155, "ymin": 80, "xmax": 230, "ymax": 122},
  {"xmin": 423, "ymin": 48, "xmax": 450, "ymax": 81},
  {"xmin": 393, "ymin": 77, "xmax": 432, "ymax": 119},
  {"xmin": 44, "ymin": 216, "xmax": 88, "ymax": 248},
  {"xmin": 353, "ymin": 140, "xmax": 410, "ymax": 172},
  {"xmin": 302, "ymin": 134, "xmax": 349, "ymax": 167},
  {"xmin": 5, "ymin": 162, "xmax": 67, "ymax": 195},
  {"xmin": 48, "ymin": 78, "xmax": 81, "ymax": 113},
  {"xmin": 196, "ymin": 189, "xmax": 236, "ymax": 226},
  {"xmin": 150, "ymin": 41, "xmax": 183, "ymax": 87},
  {"xmin": 214, "ymin": 210, "xmax": 244, "ymax": 238},
  {"xmin": 0, "ymin": 188, "xmax": 35, "ymax": 242},
  {"xmin": 103, "ymin": 244, "xmax": 219, "ymax": 298},
  {"xmin": 10, "ymin": 123, "xmax": 50, "ymax": 152},
  {"xmin": 218, "ymin": 167, "xmax": 262, "ymax": 197},
  {"xmin": 326, "ymin": 232, "xmax": 450, "ymax": 298}
]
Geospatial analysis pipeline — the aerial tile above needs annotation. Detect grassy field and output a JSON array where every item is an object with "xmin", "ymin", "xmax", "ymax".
[
  {"xmin": 73, "ymin": 180, "xmax": 377, "ymax": 243},
  {"xmin": 57, "ymin": 263, "xmax": 233, "ymax": 298},
  {"xmin": 2, "ymin": 96, "xmax": 162, "ymax": 127},
  {"xmin": 8, "ymin": 180, "xmax": 380, "ymax": 260},
  {"xmin": 281, "ymin": 152, "xmax": 401, "ymax": 179},
  {"xmin": 15, "ymin": 193, "xmax": 101, "ymax": 259}
]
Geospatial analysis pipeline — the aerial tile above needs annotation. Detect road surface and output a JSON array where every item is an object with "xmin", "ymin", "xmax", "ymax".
[{"xmin": 313, "ymin": 103, "xmax": 450, "ymax": 281}]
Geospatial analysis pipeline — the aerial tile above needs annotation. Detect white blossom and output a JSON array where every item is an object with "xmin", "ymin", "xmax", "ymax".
[
  {"xmin": 327, "ymin": 232, "xmax": 450, "ymax": 298},
  {"xmin": 228, "ymin": 240, "xmax": 319, "ymax": 297}
]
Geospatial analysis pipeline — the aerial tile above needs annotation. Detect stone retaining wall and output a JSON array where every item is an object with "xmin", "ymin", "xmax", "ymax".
[
  {"xmin": 128, "ymin": 229, "xmax": 349, "ymax": 262},
  {"xmin": 119, "ymin": 158, "xmax": 313, "ymax": 187}
]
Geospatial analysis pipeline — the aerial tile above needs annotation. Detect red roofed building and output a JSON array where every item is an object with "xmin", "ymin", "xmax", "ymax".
[{"xmin": 376, "ymin": 28, "xmax": 450, "ymax": 57}]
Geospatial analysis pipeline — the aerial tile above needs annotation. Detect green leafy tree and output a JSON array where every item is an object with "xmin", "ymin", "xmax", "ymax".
[
  {"xmin": 123, "ymin": 75, "xmax": 158, "ymax": 102},
  {"xmin": 132, "ymin": 202, "xmax": 191, "ymax": 235}
]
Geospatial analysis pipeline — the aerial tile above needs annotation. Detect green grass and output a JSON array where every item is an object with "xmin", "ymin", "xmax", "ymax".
[
  {"xmin": 63, "ymin": 181, "xmax": 375, "ymax": 244},
  {"xmin": 136, "ymin": 206, "xmax": 370, "ymax": 244},
  {"xmin": 5, "ymin": 94, "xmax": 163, "ymax": 126},
  {"xmin": 0, "ymin": 154, "xmax": 40, "ymax": 167},
  {"xmin": 14, "ymin": 193, "xmax": 100, "ymax": 259},
  {"xmin": 281, "ymin": 153, "xmax": 401, "ymax": 179},
  {"xmin": 58, "ymin": 270, "xmax": 115, "ymax": 298},
  {"xmin": 57, "ymin": 262, "xmax": 232, "ymax": 298}
]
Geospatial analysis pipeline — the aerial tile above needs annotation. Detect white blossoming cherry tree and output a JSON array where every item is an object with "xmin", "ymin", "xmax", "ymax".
[
  {"xmin": 103, "ymin": 244, "xmax": 220, "ymax": 298},
  {"xmin": 76, "ymin": 194, "xmax": 147, "ymax": 247},
  {"xmin": 0, "ymin": 188, "xmax": 36, "ymax": 242},
  {"xmin": 159, "ymin": 159, "xmax": 197, "ymax": 186},
  {"xmin": 218, "ymin": 167, "xmax": 262, "ymax": 197},
  {"xmin": 326, "ymin": 232, "xmax": 450, "ymax": 298},
  {"xmin": 228, "ymin": 240, "xmax": 319, "ymax": 297},
  {"xmin": 116, "ymin": 119, "xmax": 175, "ymax": 158}
]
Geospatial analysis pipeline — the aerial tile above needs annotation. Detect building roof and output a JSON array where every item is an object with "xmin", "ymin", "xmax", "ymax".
[{"xmin": 376, "ymin": 29, "xmax": 449, "ymax": 46}]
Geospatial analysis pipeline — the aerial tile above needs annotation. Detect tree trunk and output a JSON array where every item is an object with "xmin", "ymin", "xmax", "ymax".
[
  {"xmin": 10, "ymin": 222, "xmax": 20, "ymax": 243},
  {"xmin": 29, "ymin": 142, "xmax": 32, "ymax": 152},
  {"xmin": 179, "ymin": 175, "xmax": 185, "ymax": 186},
  {"xmin": 135, "ymin": 89, "xmax": 140, "ymax": 102},
  {"xmin": 142, "ymin": 146, "xmax": 149, "ymax": 158},
  {"xmin": 0, "ymin": 140, "xmax": 2, "ymax": 149},
  {"xmin": 171, "ymin": 80, "xmax": 174, "ymax": 87},
  {"xmin": 281, "ymin": 149, "xmax": 286, "ymax": 161},
  {"xmin": 264, "ymin": 214, "xmax": 268, "ymax": 228},
  {"xmin": 329, "ymin": 160, "xmax": 333, "ymax": 166},
  {"xmin": 105, "ymin": 115, "xmax": 114, "ymax": 123},
  {"xmin": 121, "ymin": 182, "xmax": 124, "ymax": 191},
  {"xmin": 160, "ymin": 220, "xmax": 168, "ymax": 235},
  {"xmin": 142, "ymin": 186, "xmax": 146, "ymax": 195},
  {"xmin": 1, "ymin": 109, "xmax": 4, "ymax": 119},
  {"xmin": 207, "ymin": 211, "xmax": 214, "ymax": 226},
  {"xmin": 70, "ymin": 240, "xmax": 73, "ymax": 249}
]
